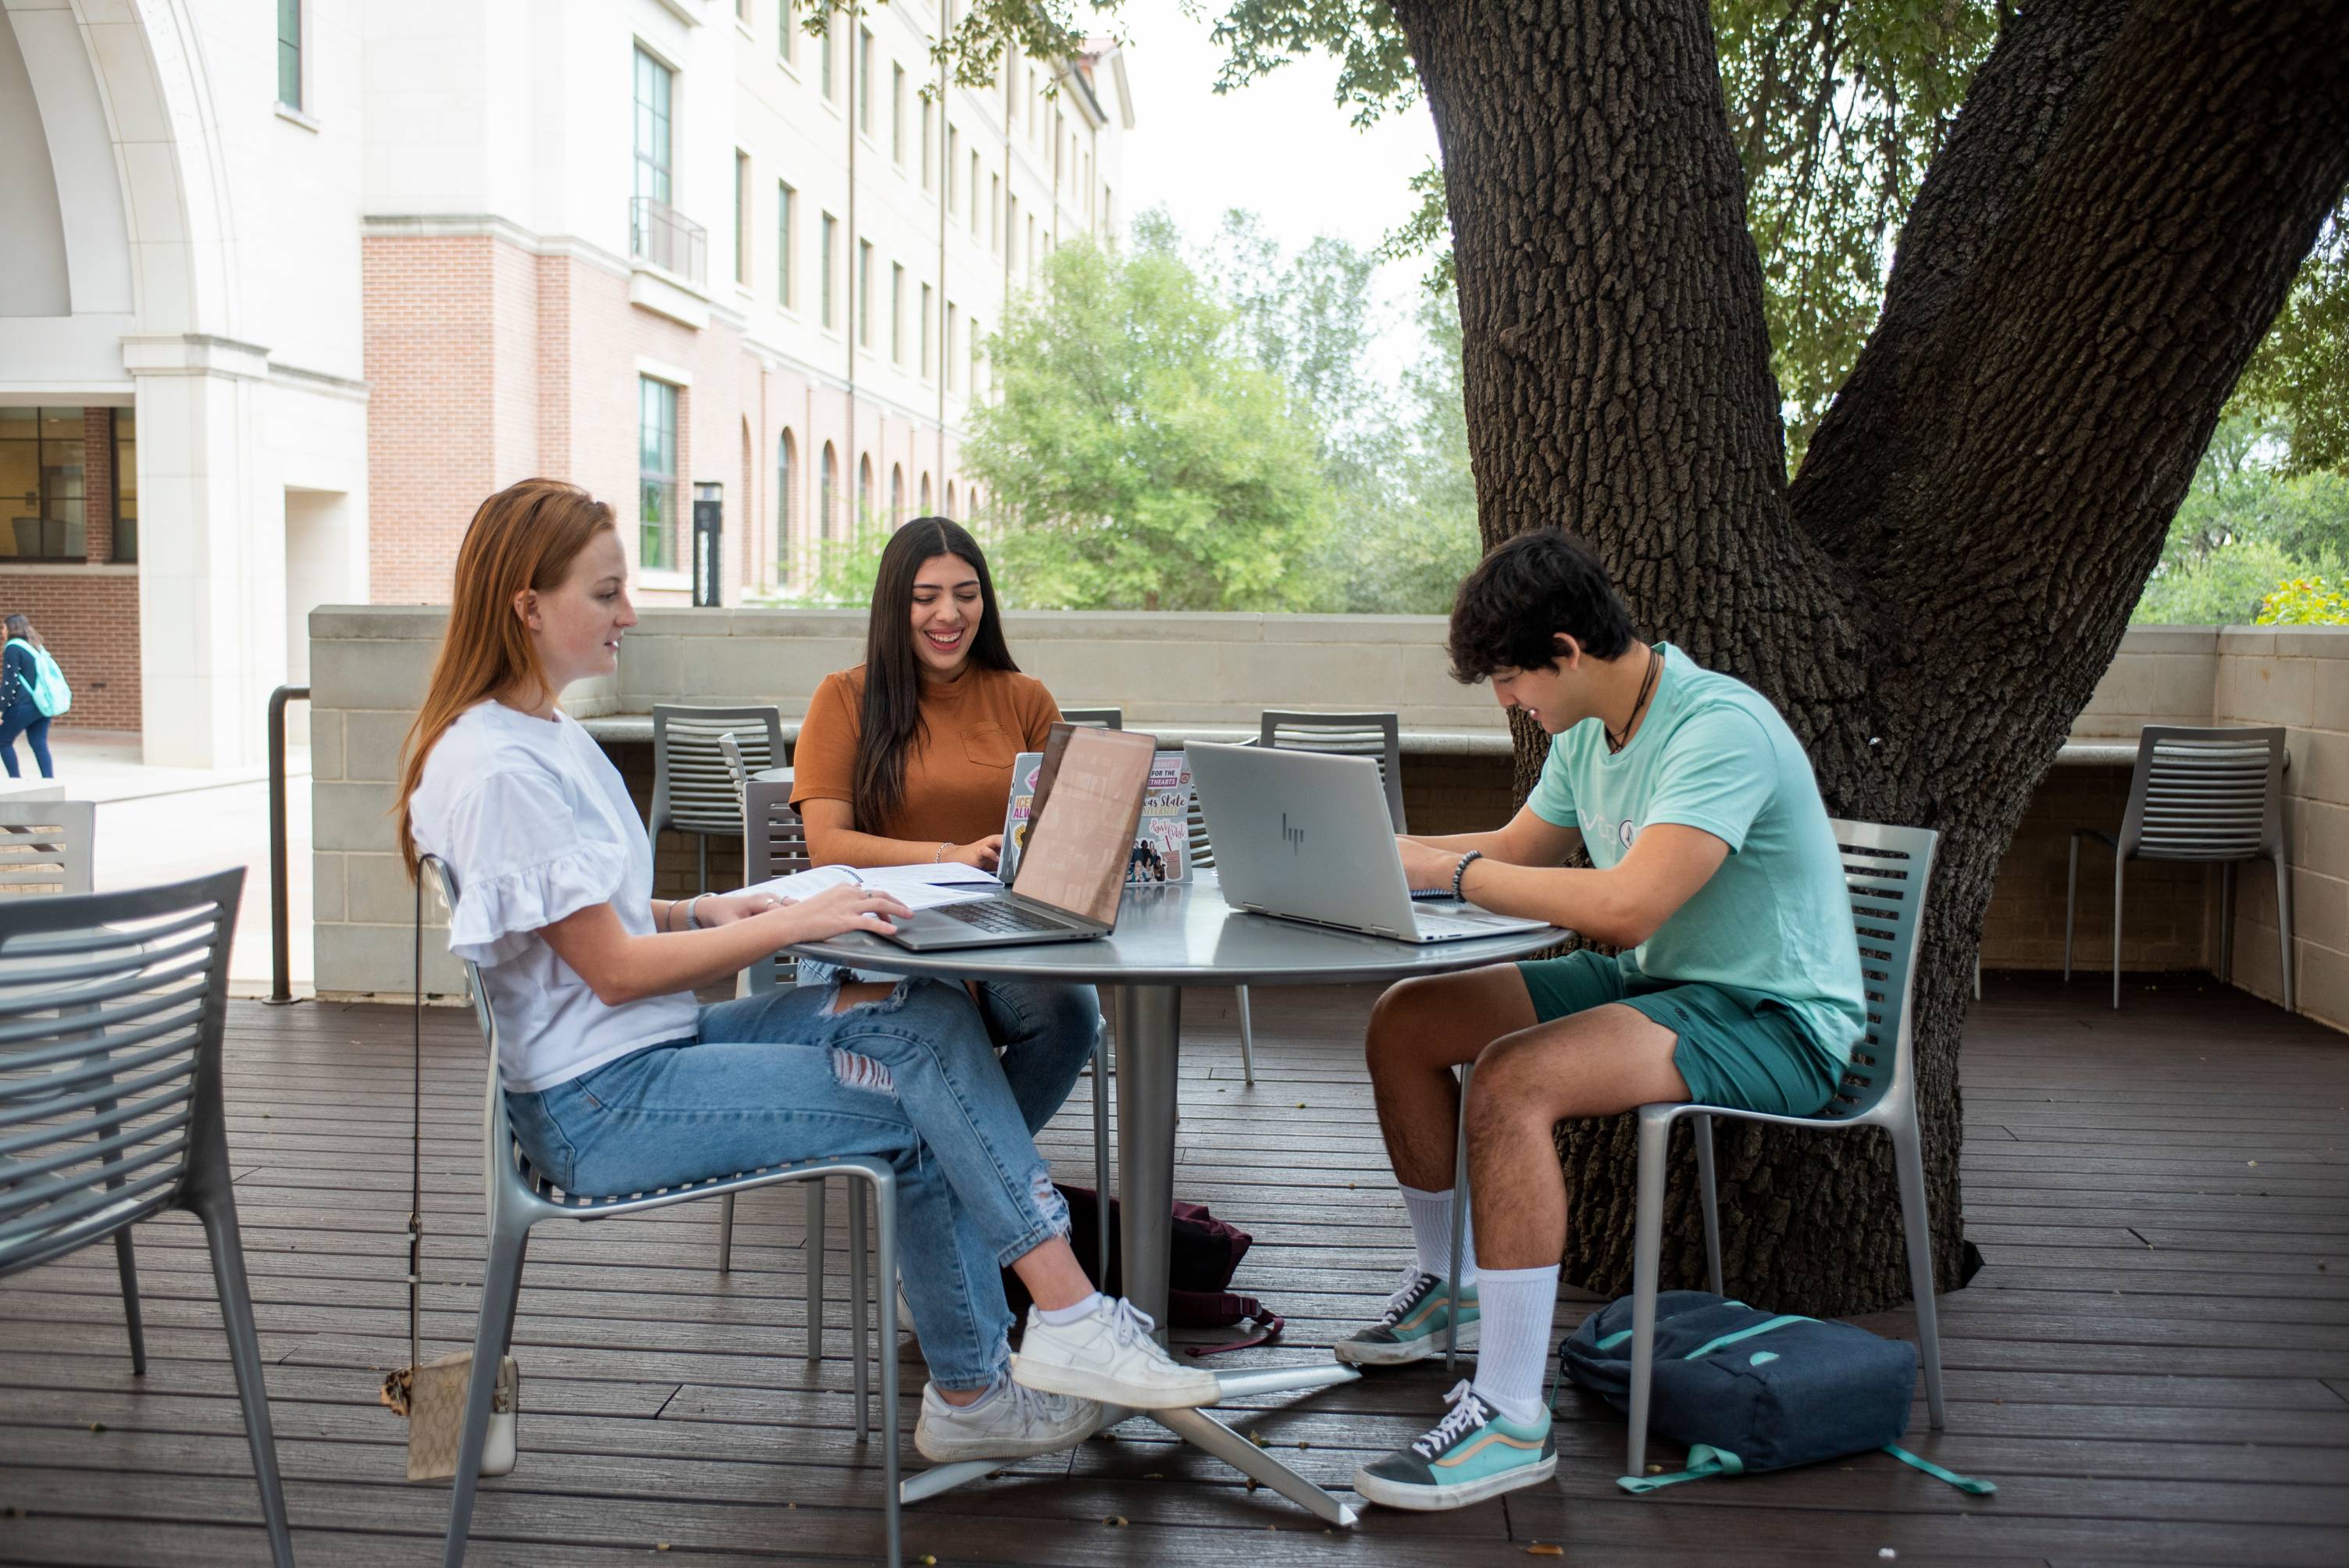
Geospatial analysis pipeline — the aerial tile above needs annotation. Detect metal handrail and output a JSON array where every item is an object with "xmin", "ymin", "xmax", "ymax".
[
  {"xmin": 266, "ymin": 684, "xmax": 309, "ymax": 1006},
  {"xmin": 629, "ymin": 195, "xmax": 708, "ymax": 285}
]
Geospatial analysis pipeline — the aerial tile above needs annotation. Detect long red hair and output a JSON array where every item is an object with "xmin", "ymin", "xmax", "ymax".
[{"xmin": 394, "ymin": 479, "xmax": 616, "ymax": 875}]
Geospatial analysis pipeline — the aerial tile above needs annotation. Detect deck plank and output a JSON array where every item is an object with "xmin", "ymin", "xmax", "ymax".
[{"xmin": 3, "ymin": 974, "xmax": 2346, "ymax": 1565}]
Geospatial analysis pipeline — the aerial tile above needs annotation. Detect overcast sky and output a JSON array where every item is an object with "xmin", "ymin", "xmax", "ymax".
[{"xmin": 1111, "ymin": 4, "xmax": 1444, "ymax": 375}]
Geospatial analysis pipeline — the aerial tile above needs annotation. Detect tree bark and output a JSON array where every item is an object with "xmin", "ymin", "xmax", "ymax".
[{"xmin": 1388, "ymin": 0, "xmax": 2349, "ymax": 1314}]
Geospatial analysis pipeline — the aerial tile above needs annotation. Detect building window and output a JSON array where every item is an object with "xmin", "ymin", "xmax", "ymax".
[
  {"xmin": 971, "ymin": 316, "xmax": 983, "ymax": 393},
  {"xmin": 920, "ymin": 472, "xmax": 932, "ymax": 514},
  {"xmin": 946, "ymin": 479, "xmax": 957, "ymax": 516},
  {"xmin": 920, "ymin": 283, "xmax": 933, "ymax": 380},
  {"xmin": 778, "ymin": 181, "xmax": 797, "ymax": 308},
  {"xmin": 820, "ymin": 212, "xmax": 837, "ymax": 328},
  {"xmin": 892, "ymin": 64, "xmax": 905, "ymax": 165},
  {"xmin": 948, "ymin": 125, "xmax": 961, "ymax": 210},
  {"xmin": 112, "ymin": 408, "xmax": 137, "ymax": 564},
  {"xmin": 639, "ymin": 378, "xmax": 679, "ymax": 572},
  {"xmin": 819, "ymin": 18, "xmax": 836, "ymax": 100},
  {"xmin": 858, "ymin": 240, "xmax": 873, "ymax": 347},
  {"xmin": 921, "ymin": 99, "xmax": 934, "ymax": 190},
  {"xmin": 946, "ymin": 301, "xmax": 960, "ymax": 391},
  {"xmin": 992, "ymin": 180, "xmax": 1003, "ymax": 253},
  {"xmin": 276, "ymin": 0, "xmax": 302, "ymax": 112},
  {"xmin": 0, "ymin": 408, "xmax": 88, "ymax": 561},
  {"xmin": 633, "ymin": 48, "xmax": 672, "ymax": 208},
  {"xmin": 776, "ymin": 429, "xmax": 797, "ymax": 580},
  {"xmin": 779, "ymin": 2, "xmax": 797, "ymax": 68},
  {"xmin": 819, "ymin": 441, "xmax": 839, "ymax": 543},
  {"xmin": 857, "ymin": 27, "xmax": 873, "ymax": 135},
  {"xmin": 857, "ymin": 454, "xmax": 872, "ymax": 532},
  {"xmin": 971, "ymin": 151, "xmax": 982, "ymax": 236},
  {"xmin": 889, "ymin": 463, "xmax": 904, "ymax": 526},
  {"xmin": 735, "ymin": 151, "xmax": 753, "ymax": 286},
  {"xmin": 891, "ymin": 262, "xmax": 905, "ymax": 364}
]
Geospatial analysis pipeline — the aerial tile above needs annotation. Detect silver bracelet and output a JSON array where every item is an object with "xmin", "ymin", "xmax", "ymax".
[{"xmin": 682, "ymin": 894, "xmax": 706, "ymax": 931}]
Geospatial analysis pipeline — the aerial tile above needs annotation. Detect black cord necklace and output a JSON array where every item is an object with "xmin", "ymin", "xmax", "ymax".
[{"xmin": 1605, "ymin": 647, "xmax": 1662, "ymax": 755}]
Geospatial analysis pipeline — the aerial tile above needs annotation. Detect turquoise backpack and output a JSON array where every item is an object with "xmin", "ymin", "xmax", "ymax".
[{"xmin": 11, "ymin": 640, "xmax": 70, "ymax": 718}]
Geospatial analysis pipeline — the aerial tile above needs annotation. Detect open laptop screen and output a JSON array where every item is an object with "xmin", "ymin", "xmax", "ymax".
[{"xmin": 1012, "ymin": 725, "xmax": 1156, "ymax": 925}]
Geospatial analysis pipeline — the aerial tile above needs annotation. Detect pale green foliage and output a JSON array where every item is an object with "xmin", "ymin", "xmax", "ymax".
[
  {"xmin": 961, "ymin": 226, "xmax": 1334, "ymax": 611},
  {"xmin": 742, "ymin": 504, "xmax": 895, "ymax": 608},
  {"xmin": 2237, "ymin": 216, "xmax": 2349, "ymax": 476},
  {"xmin": 2131, "ymin": 408, "xmax": 2349, "ymax": 625}
]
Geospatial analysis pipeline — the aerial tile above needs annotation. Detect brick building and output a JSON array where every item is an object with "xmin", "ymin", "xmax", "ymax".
[{"xmin": 2, "ymin": 0, "xmax": 1133, "ymax": 766}]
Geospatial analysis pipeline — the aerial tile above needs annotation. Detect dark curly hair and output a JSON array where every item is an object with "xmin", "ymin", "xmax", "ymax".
[{"xmin": 1447, "ymin": 529, "xmax": 1637, "ymax": 682}]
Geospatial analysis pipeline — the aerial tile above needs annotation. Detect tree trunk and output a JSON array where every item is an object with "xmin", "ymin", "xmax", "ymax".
[{"xmin": 1389, "ymin": 0, "xmax": 2349, "ymax": 1314}]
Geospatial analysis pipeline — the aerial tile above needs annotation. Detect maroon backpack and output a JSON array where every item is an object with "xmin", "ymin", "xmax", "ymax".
[{"xmin": 1003, "ymin": 1185, "xmax": 1283, "ymax": 1355}]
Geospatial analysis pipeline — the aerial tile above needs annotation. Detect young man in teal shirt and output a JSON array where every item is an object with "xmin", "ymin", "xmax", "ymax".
[{"xmin": 1346, "ymin": 529, "xmax": 1866, "ymax": 1511}]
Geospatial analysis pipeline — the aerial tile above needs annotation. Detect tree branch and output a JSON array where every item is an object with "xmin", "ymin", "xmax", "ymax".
[{"xmin": 1791, "ymin": 0, "xmax": 2135, "ymax": 559}]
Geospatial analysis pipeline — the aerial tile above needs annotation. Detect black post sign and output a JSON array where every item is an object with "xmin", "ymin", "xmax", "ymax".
[{"xmin": 691, "ymin": 483, "xmax": 722, "ymax": 607}]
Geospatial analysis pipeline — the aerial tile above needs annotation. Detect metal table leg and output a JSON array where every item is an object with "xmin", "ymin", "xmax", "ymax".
[{"xmin": 1112, "ymin": 985, "xmax": 1182, "ymax": 1331}]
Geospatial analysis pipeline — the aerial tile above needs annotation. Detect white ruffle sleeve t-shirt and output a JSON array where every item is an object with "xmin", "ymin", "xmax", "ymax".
[{"xmin": 408, "ymin": 701, "xmax": 698, "ymax": 1092}]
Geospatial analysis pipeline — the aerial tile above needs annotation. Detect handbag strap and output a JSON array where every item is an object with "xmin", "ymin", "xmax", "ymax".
[{"xmin": 408, "ymin": 868, "xmax": 425, "ymax": 1377}]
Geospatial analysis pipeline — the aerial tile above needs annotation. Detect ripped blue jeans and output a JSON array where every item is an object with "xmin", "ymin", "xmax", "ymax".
[{"xmin": 502, "ymin": 978, "xmax": 1069, "ymax": 1390}]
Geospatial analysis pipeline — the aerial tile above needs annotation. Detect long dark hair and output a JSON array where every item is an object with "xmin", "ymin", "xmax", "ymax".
[{"xmin": 853, "ymin": 517, "xmax": 1018, "ymax": 832}]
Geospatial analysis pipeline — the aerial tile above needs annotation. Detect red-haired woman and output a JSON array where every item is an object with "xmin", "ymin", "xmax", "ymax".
[{"xmin": 396, "ymin": 480, "xmax": 1215, "ymax": 1463}]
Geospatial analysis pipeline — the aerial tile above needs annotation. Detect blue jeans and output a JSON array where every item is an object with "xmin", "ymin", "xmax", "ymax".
[
  {"xmin": 0, "ymin": 703, "xmax": 51, "ymax": 779},
  {"xmin": 503, "ymin": 978, "xmax": 1071, "ymax": 1390},
  {"xmin": 801, "ymin": 960, "xmax": 1101, "ymax": 1138}
]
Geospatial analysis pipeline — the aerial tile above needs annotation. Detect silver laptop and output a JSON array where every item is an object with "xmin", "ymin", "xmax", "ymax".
[
  {"xmin": 880, "ymin": 725, "xmax": 1156, "ymax": 951},
  {"xmin": 1186, "ymin": 742, "xmax": 1553, "ymax": 945}
]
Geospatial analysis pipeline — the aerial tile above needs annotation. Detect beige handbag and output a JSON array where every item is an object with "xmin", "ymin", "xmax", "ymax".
[{"xmin": 382, "ymin": 871, "xmax": 519, "ymax": 1481}]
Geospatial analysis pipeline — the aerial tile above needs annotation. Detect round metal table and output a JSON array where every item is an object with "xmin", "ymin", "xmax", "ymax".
[{"xmin": 790, "ymin": 872, "xmax": 1562, "ymax": 1524}]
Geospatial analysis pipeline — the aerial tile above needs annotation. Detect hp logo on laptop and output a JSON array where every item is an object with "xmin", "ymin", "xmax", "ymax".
[{"xmin": 1281, "ymin": 813, "xmax": 1305, "ymax": 853}]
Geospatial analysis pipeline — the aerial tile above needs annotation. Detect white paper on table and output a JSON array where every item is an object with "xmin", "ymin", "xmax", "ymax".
[{"xmin": 736, "ymin": 861, "xmax": 1002, "ymax": 911}]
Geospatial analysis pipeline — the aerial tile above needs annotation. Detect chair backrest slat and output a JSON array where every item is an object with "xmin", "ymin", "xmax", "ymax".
[
  {"xmin": 0, "ymin": 867, "xmax": 244, "ymax": 1280},
  {"xmin": 2119, "ymin": 725, "xmax": 2286, "ymax": 863},
  {"xmin": 1260, "ymin": 711, "xmax": 1407, "ymax": 832},
  {"xmin": 0, "ymin": 801, "xmax": 94, "ymax": 898},
  {"xmin": 1818, "ymin": 819, "xmax": 1937, "ymax": 1123},
  {"xmin": 652, "ymin": 705, "xmax": 785, "ymax": 838}
]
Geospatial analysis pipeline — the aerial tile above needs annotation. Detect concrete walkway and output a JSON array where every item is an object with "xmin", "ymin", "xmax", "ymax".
[{"xmin": 28, "ymin": 729, "xmax": 314, "ymax": 998}]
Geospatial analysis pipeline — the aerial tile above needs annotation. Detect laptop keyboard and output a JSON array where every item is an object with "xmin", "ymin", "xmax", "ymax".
[{"xmin": 939, "ymin": 899, "xmax": 1082, "ymax": 935}]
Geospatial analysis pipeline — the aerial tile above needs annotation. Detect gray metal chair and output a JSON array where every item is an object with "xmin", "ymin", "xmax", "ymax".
[
  {"xmin": 0, "ymin": 800, "xmax": 146, "ymax": 1367},
  {"xmin": 2066, "ymin": 725, "xmax": 2293, "ymax": 1011},
  {"xmin": 1060, "ymin": 707, "xmax": 1123, "ymax": 729},
  {"xmin": 651, "ymin": 704, "xmax": 785, "ymax": 893},
  {"xmin": 1261, "ymin": 710, "xmax": 1406, "ymax": 832},
  {"xmin": 421, "ymin": 856, "xmax": 901, "ymax": 1568},
  {"xmin": 0, "ymin": 867, "xmax": 292, "ymax": 1566},
  {"xmin": 1442, "ymin": 821, "xmax": 1948, "ymax": 1472}
]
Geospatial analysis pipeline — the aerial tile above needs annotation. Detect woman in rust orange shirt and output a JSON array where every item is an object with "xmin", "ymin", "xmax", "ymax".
[{"xmin": 792, "ymin": 518, "xmax": 1099, "ymax": 1134}]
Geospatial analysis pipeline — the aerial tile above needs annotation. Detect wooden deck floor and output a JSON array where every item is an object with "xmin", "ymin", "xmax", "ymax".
[{"xmin": 2, "ymin": 973, "xmax": 2345, "ymax": 1566}]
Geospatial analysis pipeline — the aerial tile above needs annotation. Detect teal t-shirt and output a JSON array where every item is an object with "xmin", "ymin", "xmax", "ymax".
[{"xmin": 1524, "ymin": 644, "xmax": 1866, "ymax": 1063}]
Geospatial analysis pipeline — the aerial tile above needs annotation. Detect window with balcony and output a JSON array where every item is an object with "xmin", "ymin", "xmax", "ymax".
[
  {"xmin": 631, "ymin": 48, "xmax": 704, "ymax": 283},
  {"xmin": 638, "ymin": 377, "xmax": 679, "ymax": 573}
]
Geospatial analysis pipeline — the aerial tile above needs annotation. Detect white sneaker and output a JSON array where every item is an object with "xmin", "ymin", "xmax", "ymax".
[
  {"xmin": 913, "ymin": 1377, "xmax": 1105, "ymax": 1462},
  {"xmin": 1010, "ymin": 1297, "xmax": 1222, "ymax": 1410}
]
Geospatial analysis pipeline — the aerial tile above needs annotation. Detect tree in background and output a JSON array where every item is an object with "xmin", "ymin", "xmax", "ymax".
[
  {"xmin": 2133, "ymin": 408, "xmax": 2349, "ymax": 625},
  {"xmin": 960, "ymin": 221, "xmax": 1332, "ymax": 611},
  {"xmin": 925, "ymin": 0, "xmax": 2349, "ymax": 1315}
]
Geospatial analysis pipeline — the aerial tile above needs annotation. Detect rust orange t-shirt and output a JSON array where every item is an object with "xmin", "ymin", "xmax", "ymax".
[{"xmin": 790, "ymin": 664, "xmax": 1063, "ymax": 849}]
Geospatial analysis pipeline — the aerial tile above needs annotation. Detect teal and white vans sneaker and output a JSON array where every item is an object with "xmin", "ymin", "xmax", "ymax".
[
  {"xmin": 1353, "ymin": 1382, "xmax": 1556, "ymax": 1511},
  {"xmin": 1334, "ymin": 1268, "xmax": 1480, "ymax": 1367}
]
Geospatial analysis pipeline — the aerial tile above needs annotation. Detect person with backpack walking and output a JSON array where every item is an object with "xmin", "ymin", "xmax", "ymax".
[{"xmin": 1, "ymin": 613, "xmax": 69, "ymax": 779}]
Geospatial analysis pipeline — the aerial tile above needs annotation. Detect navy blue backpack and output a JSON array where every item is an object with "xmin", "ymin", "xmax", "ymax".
[{"xmin": 1561, "ymin": 1291, "xmax": 1994, "ymax": 1495}]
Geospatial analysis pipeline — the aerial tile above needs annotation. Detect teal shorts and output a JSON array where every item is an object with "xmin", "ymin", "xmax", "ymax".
[{"xmin": 1514, "ymin": 950, "xmax": 1842, "ymax": 1116}]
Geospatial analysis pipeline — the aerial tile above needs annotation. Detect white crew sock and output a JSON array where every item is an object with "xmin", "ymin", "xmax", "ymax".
[
  {"xmin": 1468, "ymin": 1264, "xmax": 1559, "ymax": 1427},
  {"xmin": 1035, "ymin": 1291, "xmax": 1103, "ymax": 1327},
  {"xmin": 1399, "ymin": 1184, "xmax": 1477, "ymax": 1287}
]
